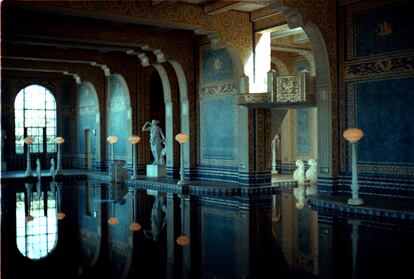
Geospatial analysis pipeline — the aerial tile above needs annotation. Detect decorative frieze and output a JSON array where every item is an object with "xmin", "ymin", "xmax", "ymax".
[
  {"xmin": 237, "ymin": 93, "xmax": 268, "ymax": 105},
  {"xmin": 345, "ymin": 54, "xmax": 414, "ymax": 80}
]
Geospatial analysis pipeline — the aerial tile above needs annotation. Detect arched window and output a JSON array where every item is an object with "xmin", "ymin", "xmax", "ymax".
[{"xmin": 14, "ymin": 85, "xmax": 57, "ymax": 154}]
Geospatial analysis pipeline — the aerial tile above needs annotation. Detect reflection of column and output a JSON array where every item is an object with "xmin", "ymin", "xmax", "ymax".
[
  {"xmin": 166, "ymin": 193, "xmax": 179, "ymax": 279},
  {"xmin": 272, "ymin": 134, "xmax": 280, "ymax": 174},
  {"xmin": 349, "ymin": 220, "xmax": 360, "ymax": 279}
]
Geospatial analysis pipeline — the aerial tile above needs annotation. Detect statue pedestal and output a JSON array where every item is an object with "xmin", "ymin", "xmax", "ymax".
[{"xmin": 146, "ymin": 165, "xmax": 166, "ymax": 177}]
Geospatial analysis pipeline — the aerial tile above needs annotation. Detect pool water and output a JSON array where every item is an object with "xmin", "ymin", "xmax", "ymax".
[{"xmin": 1, "ymin": 179, "xmax": 414, "ymax": 279}]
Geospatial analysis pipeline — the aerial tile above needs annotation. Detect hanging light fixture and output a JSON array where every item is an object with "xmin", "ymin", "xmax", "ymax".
[
  {"xmin": 176, "ymin": 194, "xmax": 189, "ymax": 246},
  {"xmin": 129, "ymin": 188, "xmax": 141, "ymax": 231}
]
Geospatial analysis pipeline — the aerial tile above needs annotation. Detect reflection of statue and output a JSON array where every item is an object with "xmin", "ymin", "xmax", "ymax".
[
  {"xmin": 109, "ymin": 160, "xmax": 128, "ymax": 184},
  {"xmin": 50, "ymin": 159, "xmax": 56, "ymax": 180},
  {"xmin": 36, "ymin": 159, "xmax": 41, "ymax": 180},
  {"xmin": 1, "ymin": 129, "xmax": 6, "ymax": 171},
  {"xmin": 293, "ymin": 159, "xmax": 306, "ymax": 209},
  {"xmin": 144, "ymin": 193, "xmax": 167, "ymax": 241},
  {"xmin": 305, "ymin": 159, "xmax": 317, "ymax": 196},
  {"xmin": 142, "ymin": 120, "xmax": 166, "ymax": 165},
  {"xmin": 1, "ymin": 129, "xmax": 6, "ymax": 153}
]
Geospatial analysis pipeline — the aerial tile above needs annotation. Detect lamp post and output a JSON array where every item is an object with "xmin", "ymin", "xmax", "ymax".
[
  {"xmin": 55, "ymin": 137, "xmax": 65, "ymax": 175},
  {"xmin": 272, "ymin": 134, "xmax": 280, "ymax": 174},
  {"xmin": 107, "ymin": 135, "xmax": 118, "ymax": 161},
  {"xmin": 175, "ymin": 133, "xmax": 189, "ymax": 185},
  {"xmin": 128, "ymin": 135, "xmax": 140, "ymax": 179},
  {"xmin": 343, "ymin": 128, "xmax": 364, "ymax": 205},
  {"xmin": 24, "ymin": 136, "xmax": 33, "ymax": 177}
]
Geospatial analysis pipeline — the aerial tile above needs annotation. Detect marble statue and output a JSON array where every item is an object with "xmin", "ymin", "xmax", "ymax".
[
  {"xmin": 271, "ymin": 134, "xmax": 280, "ymax": 174},
  {"xmin": 293, "ymin": 159, "xmax": 306, "ymax": 209},
  {"xmin": 293, "ymin": 159, "xmax": 305, "ymax": 184},
  {"xmin": 305, "ymin": 159, "xmax": 317, "ymax": 196},
  {"xmin": 142, "ymin": 120, "xmax": 166, "ymax": 165},
  {"xmin": 144, "ymin": 193, "xmax": 167, "ymax": 242}
]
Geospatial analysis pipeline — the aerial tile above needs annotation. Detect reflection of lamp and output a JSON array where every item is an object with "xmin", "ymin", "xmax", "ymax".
[
  {"xmin": 56, "ymin": 183, "xmax": 65, "ymax": 220},
  {"xmin": 24, "ymin": 136, "xmax": 33, "ymax": 176},
  {"xmin": 129, "ymin": 188, "xmax": 141, "ymax": 231},
  {"xmin": 129, "ymin": 135, "xmax": 140, "ymax": 179},
  {"xmin": 343, "ymin": 128, "xmax": 364, "ymax": 205},
  {"xmin": 25, "ymin": 183, "xmax": 34, "ymax": 221},
  {"xmin": 107, "ymin": 135, "xmax": 118, "ymax": 162},
  {"xmin": 55, "ymin": 137, "xmax": 65, "ymax": 175},
  {"xmin": 175, "ymin": 133, "xmax": 189, "ymax": 185},
  {"xmin": 176, "ymin": 194, "xmax": 189, "ymax": 246},
  {"xmin": 108, "ymin": 181, "xmax": 119, "ymax": 225},
  {"xmin": 108, "ymin": 203, "xmax": 119, "ymax": 225}
]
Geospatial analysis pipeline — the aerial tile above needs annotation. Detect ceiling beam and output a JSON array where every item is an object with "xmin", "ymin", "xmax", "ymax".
[
  {"xmin": 250, "ymin": 5, "xmax": 283, "ymax": 21},
  {"xmin": 2, "ymin": 66, "xmax": 81, "ymax": 84},
  {"xmin": 152, "ymin": 0, "xmax": 176, "ymax": 8},
  {"xmin": 204, "ymin": 1, "xmax": 245, "ymax": 16}
]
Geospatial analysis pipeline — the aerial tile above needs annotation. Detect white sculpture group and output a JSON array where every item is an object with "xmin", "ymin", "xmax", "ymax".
[{"xmin": 293, "ymin": 158, "xmax": 317, "ymax": 209}]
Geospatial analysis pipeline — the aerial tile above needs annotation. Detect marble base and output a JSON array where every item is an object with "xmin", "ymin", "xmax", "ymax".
[
  {"xmin": 348, "ymin": 197, "xmax": 364, "ymax": 206},
  {"xmin": 146, "ymin": 164, "xmax": 166, "ymax": 177}
]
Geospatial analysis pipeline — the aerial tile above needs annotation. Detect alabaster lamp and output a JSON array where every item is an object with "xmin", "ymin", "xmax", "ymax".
[
  {"xmin": 55, "ymin": 137, "xmax": 65, "ymax": 175},
  {"xmin": 175, "ymin": 133, "xmax": 189, "ymax": 185},
  {"xmin": 343, "ymin": 128, "xmax": 364, "ymax": 205},
  {"xmin": 24, "ymin": 136, "xmax": 34, "ymax": 176},
  {"xmin": 129, "ymin": 135, "xmax": 140, "ymax": 179},
  {"xmin": 107, "ymin": 135, "xmax": 118, "ymax": 161}
]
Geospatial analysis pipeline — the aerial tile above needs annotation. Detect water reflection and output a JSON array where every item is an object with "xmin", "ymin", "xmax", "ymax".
[
  {"xmin": 15, "ymin": 182, "xmax": 58, "ymax": 259},
  {"xmin": 3, "ymin": 179, "xmax": 414, "ymax": 278}
]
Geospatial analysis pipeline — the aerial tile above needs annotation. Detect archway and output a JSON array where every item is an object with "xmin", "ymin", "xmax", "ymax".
[
  {"xmin": 106, "ymin": 74, "xmax": 132, "ymax": 164},
  {"xmin": 77, "ymin": 81, "xmax": 100, "ymax": 169}
]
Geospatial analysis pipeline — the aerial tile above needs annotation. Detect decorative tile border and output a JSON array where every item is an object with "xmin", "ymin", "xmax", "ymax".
[{"xmin": 309, "ymin": 196, "xmax": 414, "ymax": 221}]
